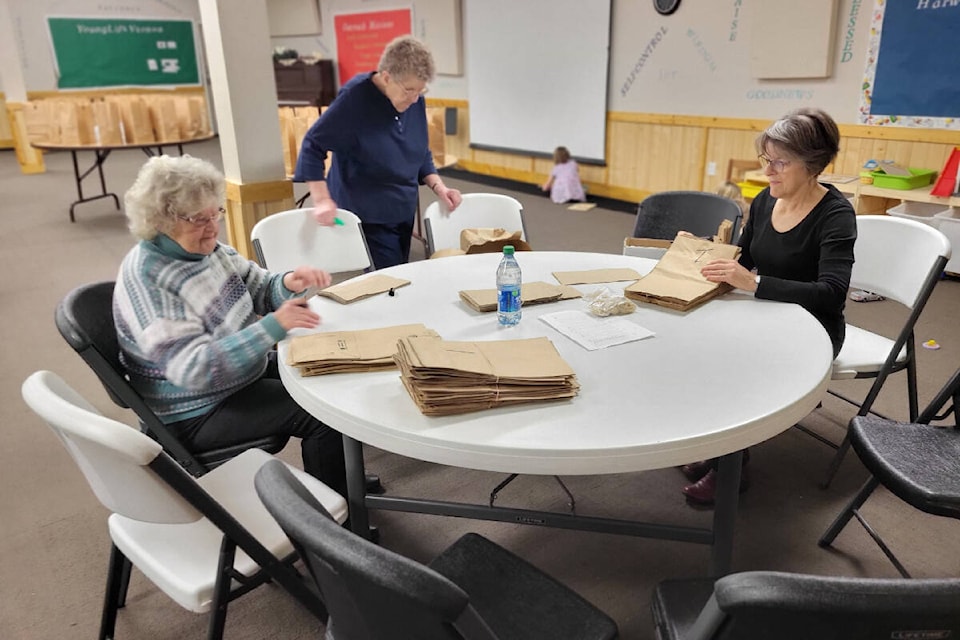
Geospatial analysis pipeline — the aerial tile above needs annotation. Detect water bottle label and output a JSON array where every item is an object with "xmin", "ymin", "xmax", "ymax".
[{"xmin": 498, "ymin": 287, "xmax": 521, "ymax": 313}]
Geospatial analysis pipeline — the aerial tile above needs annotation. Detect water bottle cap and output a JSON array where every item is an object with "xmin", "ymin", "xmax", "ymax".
[{"xmin": 503, "ymin": 245, "xmax": 515, "ymax": 255}]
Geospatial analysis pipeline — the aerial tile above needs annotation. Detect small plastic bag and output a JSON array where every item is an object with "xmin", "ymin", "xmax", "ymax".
[{"xmin": 584, "ymin": 287, "xmax": 636, "ymax": 317}]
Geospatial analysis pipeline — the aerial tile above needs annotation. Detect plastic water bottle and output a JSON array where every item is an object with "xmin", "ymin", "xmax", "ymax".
[{"xmin": 497, "ymin": 245, "xmax": 522, "ymax": 326}]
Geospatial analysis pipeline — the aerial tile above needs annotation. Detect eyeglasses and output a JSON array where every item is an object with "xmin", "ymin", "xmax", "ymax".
[
  {"xmin": 177, "ymin": 207, "xmax": 225, "ymax": 227},
  {"xmin": 758, "ymin": 155, "xmax": 792, "ymax": 173},
  {"xmin": 390, "ymin": 75, "xmax": 428, "ymax": 97}
]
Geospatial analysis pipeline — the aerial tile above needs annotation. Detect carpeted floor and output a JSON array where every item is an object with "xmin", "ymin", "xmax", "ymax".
[{"xmin": 1, "ymin": 138, "xmax": 958, "ymax": 639}]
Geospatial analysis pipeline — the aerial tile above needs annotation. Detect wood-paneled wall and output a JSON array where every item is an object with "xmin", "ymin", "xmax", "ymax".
[{"xmin": 429, "ymin": 98, "xmax": 960, "ymax": 205}]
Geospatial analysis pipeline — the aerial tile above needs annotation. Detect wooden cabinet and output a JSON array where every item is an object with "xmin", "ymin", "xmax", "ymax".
[{"xmin": 273, "ymin": 60, "xmax": 336, "ymax": 107}]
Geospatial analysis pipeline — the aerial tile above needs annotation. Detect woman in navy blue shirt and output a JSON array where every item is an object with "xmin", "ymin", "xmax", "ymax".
[{"xmin": 294, "ymin": 36, "xmax": 462, "ymax": 269}]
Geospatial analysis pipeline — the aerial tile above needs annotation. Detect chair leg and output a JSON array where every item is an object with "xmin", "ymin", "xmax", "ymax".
[
  {"xmin": 907, "ymin": 357, "xmax": 919, "ymax": 422},
  {"xmin": 819, "ymin": 475, "xmax": 880, "ymax": 547},
  {"xmin": 489, "ymin": 474, "xmax": 519, "ymax": 506},
  {"xmin": 852, "ymin": 509, "xmax": 912, "ymax": 578},
  {"xmin": 206, "ymin": 538, "xmax": 238, "ymax": 640},
  {"xmin": 820, "ymin": 431, "xmax": 853, "ymax": 489},
  {"xmin": 117, "ymin": 554, "xmax": 132, "ymax": 608},
  {"xmin": 99, "ymin": 543, "xmax": 128, "ymax": 640}
]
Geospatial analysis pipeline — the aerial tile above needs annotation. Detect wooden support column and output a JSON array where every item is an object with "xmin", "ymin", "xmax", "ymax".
[
  {"xmin": 6, "ymin": 102, "xmax": 45, "ymax": 174},
  {"xmin": 224, "ymin": 179, "xmax": 295, "ymax": 260}
]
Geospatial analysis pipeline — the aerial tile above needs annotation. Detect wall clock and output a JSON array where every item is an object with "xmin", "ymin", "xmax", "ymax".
[{"xmin": 654, "ymin": 0, "xmax": 681, "ymax": 16}]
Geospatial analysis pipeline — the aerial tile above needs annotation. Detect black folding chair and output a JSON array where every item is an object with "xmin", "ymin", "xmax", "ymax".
[{"xmin": 56, "ymin": 281, "xmax": 288, "ymax": 478}]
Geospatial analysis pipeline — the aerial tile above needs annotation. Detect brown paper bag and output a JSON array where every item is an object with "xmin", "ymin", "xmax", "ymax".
[
  {"xmin": 116, "ymin": 96, "xmax": 155, "ymax": 144},
  {"xmin": 458, "ymin": 281, "xmax": 581, "ymax": 312},
  {"xmin": 23, "ymin": 101, "xmax": 56, "ymax": 144},
  {"xmin": 91, "ymin": 99, "xmax": 123, "ymax": 145},
  {"xmin": 287, "ymin": 323, "xmax": 438, "ymax": 375},
  {"xmin": 623, "ymin": 233, "xmax": 741, "ymax": 311},
  {"xmin": 316, "ymin": 274, "xmax": 411, "ymax": 304},
  {"xmin": 460, "ymin": 228, "xmax": 532, "ymax": 253},
  {"xmin": 145, "ymin": 96, "xmax": 181, "ymax": 142}
]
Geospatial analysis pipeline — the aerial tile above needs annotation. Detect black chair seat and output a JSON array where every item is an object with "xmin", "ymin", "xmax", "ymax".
[
  {"xmin": 633, "ymin": 191, "xmax": 742, "ymax": 245},
  {"xmin": 851, "ymin": 416, "xmax": 960, "ymax": 518},
  {"xmin": 653, "ymin": 572, "xmax": 960, "ymax": 640}
]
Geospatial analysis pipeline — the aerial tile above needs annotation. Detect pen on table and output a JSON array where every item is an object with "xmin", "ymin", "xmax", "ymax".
[{"xmin": 388, "ymin": 288, "xmax": 396, "ymax": 297}]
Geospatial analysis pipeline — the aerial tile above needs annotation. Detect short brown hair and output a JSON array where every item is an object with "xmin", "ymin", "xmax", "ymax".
[
  {"xmin": 378, "ymin": 36, "xmax": 435, "ymax": 83},
  {"xmin": 756, "ymin": 108, "xmax": 840, "ymax": 176},
  {"xmin": 553, "ymin": 146, "xmax": 571, "ymax": 164}
]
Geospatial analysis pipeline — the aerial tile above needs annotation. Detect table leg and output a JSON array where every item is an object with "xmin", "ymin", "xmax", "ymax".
[
  {"xmin": 710, "ymin": 450, "xmax": 743, "ymax": 576},
  {"xmin": 343, "ymin": 435, "xmax": 371, "ymax": 538},
  {"xmin": 67, "ymin": 150, "xmax": 120, "ymax": 223}
]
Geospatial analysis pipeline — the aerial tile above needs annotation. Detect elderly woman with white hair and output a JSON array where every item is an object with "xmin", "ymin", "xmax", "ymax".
[
  {"xmin": 294, "ymin": 35, "xmax": 462, "ymax": 269},
  {"xmin": 113, "ymin": 155, "xmax": 359, "ymax": 496}
]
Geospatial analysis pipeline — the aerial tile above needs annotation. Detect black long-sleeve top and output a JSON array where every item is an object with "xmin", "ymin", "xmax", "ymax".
[{"xmin": 739, "ymin": 184, "xmax": 857, "ymax": 357}]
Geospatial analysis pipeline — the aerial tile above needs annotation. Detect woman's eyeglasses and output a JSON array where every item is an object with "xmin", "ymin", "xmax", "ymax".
[
  {"xmin": 177, "ymin": 207, "xmax": 226, "ymax": 227},
  {"xmin": 758, "ymin": 155, "xmax": 792, "ymax": 173}
]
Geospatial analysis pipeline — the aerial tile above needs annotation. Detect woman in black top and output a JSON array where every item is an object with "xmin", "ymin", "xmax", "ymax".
[{"xmin": 682, "ymin": 108, "xmax": 857, "ymax": 506}]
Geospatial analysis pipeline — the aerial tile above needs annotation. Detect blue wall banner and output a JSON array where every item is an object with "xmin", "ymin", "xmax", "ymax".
[{"xmin": 866, "ymin": 1, "xmax": 960, "ymax": 121}]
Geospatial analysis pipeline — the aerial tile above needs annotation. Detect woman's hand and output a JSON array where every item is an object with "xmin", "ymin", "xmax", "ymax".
[
  {"xmin": 283, "ymin": 266, "xmax": 332, "ymax": 293},
  {"xmin": 312, "ymin": 197, "xmax": 339, "ymax": 226},
  {"xmin": 273, "ymin": 297, "xmax": 321, "ymax": 331},
  {"xmin": 436, "ymin": 185, "xmax": 463, "ymax": 211},
  {"xmin": 701, "ymin": 258, "xmax": 757, "ymax": 292}
]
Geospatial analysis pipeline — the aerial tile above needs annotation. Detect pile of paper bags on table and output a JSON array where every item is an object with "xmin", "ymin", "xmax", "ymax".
[
  {"xmin": 394, "ymin": 335, "xmax": 579, "ymax": 416},
  {"xmin": 287, "ymin": 324, "xmax": 438, "ymax": 375}
]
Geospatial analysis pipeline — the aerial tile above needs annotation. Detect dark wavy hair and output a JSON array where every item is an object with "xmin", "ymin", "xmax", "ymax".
[{"xmin": 756, "ymin": 108, "xmax": 840, "ymax": 176}]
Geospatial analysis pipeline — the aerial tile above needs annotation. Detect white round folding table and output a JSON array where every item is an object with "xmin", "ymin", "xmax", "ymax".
[{"xmin": 279, "ymin": 252, "xmax": 833, "ymax": 574}]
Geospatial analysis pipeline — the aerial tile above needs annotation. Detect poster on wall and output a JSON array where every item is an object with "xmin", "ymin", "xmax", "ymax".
[
  {"xmin": 859, "ymin": 0, "xmax": 959, "ymax": 128},
  {"xmin": 47, "ymin": 17, "xmax": 200, "ymax": 88},
  {"xmin": 333, "ymin": 8, "xmax": 412, "ymax": 87}
]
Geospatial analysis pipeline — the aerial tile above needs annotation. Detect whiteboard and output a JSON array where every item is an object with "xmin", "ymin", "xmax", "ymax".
[{"xmin": 465, "ymin": 0, "xmax": 611, "ymax": 163}]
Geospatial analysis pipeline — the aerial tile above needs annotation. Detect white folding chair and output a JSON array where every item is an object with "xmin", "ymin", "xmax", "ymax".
[
  {"xmin": 21, "ymin": 370, "xmax": 348, "ymax": 640},
  {"xmin": 423, "ymin": 193, "xmax": 527, "ymax": 257},
  {"xmin": 815, "ymin": 215, "xmax": 951, "ymax": 488},
  {"xmin": 251, "ymin": 207, "xmax": 372, "ymax": 274}
]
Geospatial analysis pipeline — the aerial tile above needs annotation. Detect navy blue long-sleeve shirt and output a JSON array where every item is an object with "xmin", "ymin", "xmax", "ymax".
[
  {"xmin": 739, "ymin": 184, "xmax": 857, "ymax": 357},
  {"xmin": 293, "ymin": 72, "xmax": 437, "ymax": 225}
]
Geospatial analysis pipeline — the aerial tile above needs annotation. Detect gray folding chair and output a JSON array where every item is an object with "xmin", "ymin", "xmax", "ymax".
[
  {"xmin": 652, "ymin": 570, "xmax": 960, "ymax": 640},
  {"xmin": 818, "ymin": 365, "xmax": 960, "ymax": 577},
  {"xmin": 633, "ymin": 191, "xmax": 742, "ymax": 245},
  {"xmin": 254, "ymin": 459, "xmax": 619, "ymax": 640},
  {"xmin": 423, "ymin": 193, "xmax": 528, "ymax": 257}
]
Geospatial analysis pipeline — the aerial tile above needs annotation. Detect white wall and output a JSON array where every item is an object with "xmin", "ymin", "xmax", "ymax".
[{"xmin": 4, "ymin": 0, "xmax": 876, "ymax": 124}]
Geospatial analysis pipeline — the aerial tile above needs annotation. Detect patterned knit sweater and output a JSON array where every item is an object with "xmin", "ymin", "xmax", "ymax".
[{"xmin": 114, "ymin": 235, "xmax": 294, "ymax": 423}]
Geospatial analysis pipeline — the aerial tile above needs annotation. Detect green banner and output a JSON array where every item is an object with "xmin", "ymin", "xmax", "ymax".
[{"xmin": 47, "ymin": 17, "xmax": 200, "ymax": 89}]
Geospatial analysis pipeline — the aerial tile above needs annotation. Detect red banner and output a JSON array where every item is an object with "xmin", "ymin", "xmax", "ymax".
[{"xmin": 334, "ymin": 9, "xmax": 412, "ymax": 88}]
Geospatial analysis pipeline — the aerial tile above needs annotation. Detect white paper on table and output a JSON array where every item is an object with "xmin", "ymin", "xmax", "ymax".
[{"xmin": 539, "ymin": 310, "xmax": 655, "ymax": 351}]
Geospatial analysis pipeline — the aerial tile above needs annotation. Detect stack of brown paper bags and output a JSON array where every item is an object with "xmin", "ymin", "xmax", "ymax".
[
  {"xmin": 287, "ymin": 324, "xmax": 438, "ymax": 375},
  {"xmin": 395, "ymin": 335, "xmax": 580, "ymax": 416},
  {"xmin": 623, "ymin": 234, "xmax": 741, "ymax": 312},
  {"xmin": 316, "ymin": 274, "xmax": 411, "ymax": 304},
  {"xmin": 552, "ymin": 268, "xmax": 642, "ymax": 285},
  {"xmin": 458, "ymin": 281, "xmax": 582, "ymax": 312}
]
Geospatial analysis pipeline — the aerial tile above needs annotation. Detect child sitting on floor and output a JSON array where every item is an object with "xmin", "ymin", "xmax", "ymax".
[{"xmin": 541, "ymin": 146, "xmax": 586, "ymax": 204}]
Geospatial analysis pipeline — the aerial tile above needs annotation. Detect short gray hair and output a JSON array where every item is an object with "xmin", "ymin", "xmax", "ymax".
[
  {"xmin": 378, "ymin": 35, "xmax": 435, "ymax": 83},
  {"xmin": 756, "ymin": 108, "xmax": 841, "ymax": 176},
  {"xmin": 124, "ymin": 155, "xmax": 225, "ymax": 240}
]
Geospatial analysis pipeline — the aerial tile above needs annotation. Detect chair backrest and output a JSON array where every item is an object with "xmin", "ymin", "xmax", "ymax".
[
  {"xmin": 255, "ymin": 459, "xmax": 474, "ymax": 640},
  {"xmin": 850, "ymin": 215, "xmax": 951, "ymax": 309},
  {"xmin": 55, "ymin": 281, "xmax": 208, "ymax": 475},
  {"xmin": 251, "ymin": 208, "xmax": 372, "ymax": 274},
  {"xmin": 21, "ymin": 370, "xmax": 202, "ymax": 524},
  {"xmin": 423, "ymin": 193, "xmax": 526, "ymax": 257},
  {"xmin": 633, "ymin": 191, "xmax": 742, "ymax": 245},
  {"xmin": 692, "ymin": 571, "xmax": 960, "ymax": 640}
]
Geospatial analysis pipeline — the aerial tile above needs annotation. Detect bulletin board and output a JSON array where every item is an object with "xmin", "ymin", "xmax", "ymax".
[
  {"xmin": 859, "ymin": 0, "xmax": 960, "ymax": 127},
  {"xmin": 47, "ymin": 17, "xmax": 200, "ymax": 88}
]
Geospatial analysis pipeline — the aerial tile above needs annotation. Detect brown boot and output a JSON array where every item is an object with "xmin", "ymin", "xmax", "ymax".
[{"xmin": 682, "ymin": 466, "xmax": 750, "ymax": 506}]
